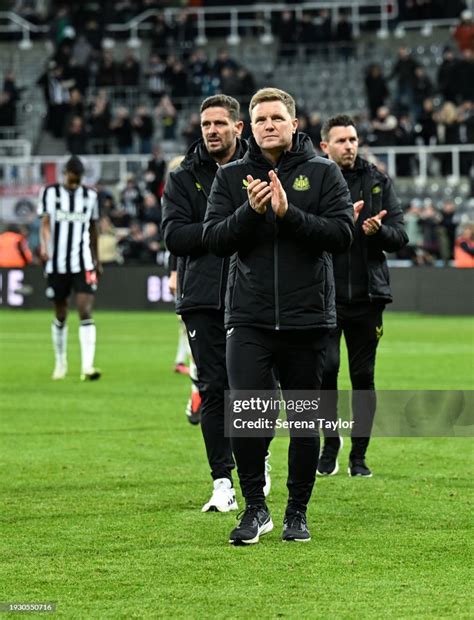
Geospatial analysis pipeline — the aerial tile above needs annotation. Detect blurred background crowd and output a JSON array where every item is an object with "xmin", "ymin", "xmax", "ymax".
[{"xmin": 0, "ymin": 0, "xmax": 473, "ymax": 269}]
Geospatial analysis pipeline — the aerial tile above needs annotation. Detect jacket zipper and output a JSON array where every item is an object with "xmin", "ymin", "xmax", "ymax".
[{"xmin": 274, "ymin": 166, "xmax": 280, "ymax": 330}]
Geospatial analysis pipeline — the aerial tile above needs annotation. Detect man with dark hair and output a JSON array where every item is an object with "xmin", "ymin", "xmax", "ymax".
[
  {"xmin": 203, "ymin": 88, "xmax": 354, "ymax": 545},
  {"xmin": 162, "ymin": 95, "xmax": 252, "ymax": 513},
  {"xmin": 38, "ymin": 156, "xmax": 102, "ymax": 381},
  {"xmin": 318, "ymin": 114, "xmax": 408, "ymax": 477}
]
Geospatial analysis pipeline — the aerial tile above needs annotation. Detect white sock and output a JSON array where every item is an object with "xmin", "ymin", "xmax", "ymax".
[
  {"xmin": 79, "ymin": 320, "xmax": 96, "ymax": 373},
  {"xmin": 190, "ymin": 357, "xmax": 199, "ymax": 388},
  {"xmin": 175, "ymin": 320, "xmax": 189, "ymax": 365},
  {"xmin": 51, "ymin": 319, "xmax": 67, "ymax": 367}
]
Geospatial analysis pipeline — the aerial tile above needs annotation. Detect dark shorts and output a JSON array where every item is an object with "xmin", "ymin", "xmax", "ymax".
[{"xmin": 46, "ymin": 271, "xmax": 98, "ymax": 302}]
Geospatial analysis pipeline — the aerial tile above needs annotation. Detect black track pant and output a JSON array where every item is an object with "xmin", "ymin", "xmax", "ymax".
[
  {"xmin": 182, "ymin": 310, "xmax": 234, "ymax": 482},
  {"xmin": 227, "ymin": 326, "xmax": 329, "ymax": 511},
  {"xmin": 321, "ymin": 302, "xmax": 385, "ymax": 459}
]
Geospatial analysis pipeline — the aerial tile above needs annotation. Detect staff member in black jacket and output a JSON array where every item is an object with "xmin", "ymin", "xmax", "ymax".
[
  {"xmin": 203, "ymin": 88, "xmax": 354, "ymax": 545},
  {"xmin": 162, "ymin": 95, "xmax": 247, "ymax": 514},
  {"xmin": 318, "ymin": 114, "xmax": 408, "ymax": 478}
]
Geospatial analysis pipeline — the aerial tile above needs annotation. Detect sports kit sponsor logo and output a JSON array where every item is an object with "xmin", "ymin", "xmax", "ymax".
[
  {"xmin": 372, "ymin": 185, "xmax": 381, "ymax": 194},
  {"xmin": 189, "ymin": 329, "xmax": 196, "ymax": 339},
  {"xmin": 292, "ymin": 175, "xmax": 310, "ymax": 191},
  {"xmin": 242, "ymin": 178, "xmax": 249, "ymax": 190},
  {"xmin": 226, "ymin": 328, "xmax": 235, "ymax": 338},
  {"xmin": 376, "ymin": 325, "xmax": 383, "ymax": 340},
  {"xmin": 56, "ymin": 211, "xmax": 90, "ymax": 223},
  {"xmin": 195, "ymin": 182, "xmax": 202, "ymax": 191}
]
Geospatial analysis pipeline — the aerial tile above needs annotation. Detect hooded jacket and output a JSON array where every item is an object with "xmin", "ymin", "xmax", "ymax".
[
  {"xmin": 334, "ymin": 156, "xmax": 408, "ymax": 304},
  {"xmin": 162, "ymin": 137, "xmax": 247, "ymax": 314},
  {"xmin": 202, "ymin": 132, "xmax": 354, "ymax": 330}
]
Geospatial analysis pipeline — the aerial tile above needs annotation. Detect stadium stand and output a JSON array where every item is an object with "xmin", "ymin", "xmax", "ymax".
[{"xmin": 0, "ymin": 0, "xmax": 473, "ymax": 268}]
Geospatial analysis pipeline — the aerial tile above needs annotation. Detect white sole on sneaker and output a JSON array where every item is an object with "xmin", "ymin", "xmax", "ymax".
[
  {"xmin": 229, "ymin": 518, "xmax": 274, "ymax": 545},
  {"xmin": 347, "ymin": 468, "xmax": 373, "ymax": 478}
]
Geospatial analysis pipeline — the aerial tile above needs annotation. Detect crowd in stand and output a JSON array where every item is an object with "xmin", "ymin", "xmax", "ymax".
[{"xmin": 0, "ymin": 2, "xmax": 473, "ymax": 269}]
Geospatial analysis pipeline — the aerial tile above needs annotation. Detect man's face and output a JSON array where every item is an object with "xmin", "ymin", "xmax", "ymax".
[
  {"xmin": 251, "ymin": 100, "xmax": 297, "ymax": 155},
  {"xmin": 64, "ymin": 171, "xmax": 82, "ymax": 190},
  {"xmin": 201, "ymin": 106, "xmax": 243, "ymax": 160},
  {"xmin": 320, "ymin": 125, "xmax": 359, "ymax": 170}
]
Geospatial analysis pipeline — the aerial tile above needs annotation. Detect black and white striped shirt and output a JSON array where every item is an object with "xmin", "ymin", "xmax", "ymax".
[{"xmin": 38, "ymin": 184, "xmax": 99, "ymax": 274}]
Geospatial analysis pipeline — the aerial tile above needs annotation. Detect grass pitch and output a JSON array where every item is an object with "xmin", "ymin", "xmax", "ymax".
[{"xmin": 0, "ymin": 311, "xmax": 473, "ymax": 618}]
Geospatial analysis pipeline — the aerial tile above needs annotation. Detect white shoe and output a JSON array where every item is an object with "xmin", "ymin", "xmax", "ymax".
[
  {"xmin": 201, "ymin": 478, "xmax": 238, "ymax": 513},
  {"xmin": 52, "ymin": 363, "xmax": 67, "ymax": 380},
  {"xmin": 263, "ymin": 451, "xmax": 272, "ymax": 497}
]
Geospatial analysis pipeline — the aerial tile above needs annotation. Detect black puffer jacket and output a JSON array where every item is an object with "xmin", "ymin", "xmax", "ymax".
[
  {"xmin": 203, "ymin": 132, "xmax": 354, "ymax": 330},
  {"xmin": 334, "ymin": 156, "xmax": 408, "ymax": 304},
  {"xmin": 162, "ymin": 138, "xmax": 247, "ymax": 314}
]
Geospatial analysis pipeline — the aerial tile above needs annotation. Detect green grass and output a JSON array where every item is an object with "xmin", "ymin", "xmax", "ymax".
[{"xmin": 0, "ymin": 311, "xmax": 473, "ymax": 619}]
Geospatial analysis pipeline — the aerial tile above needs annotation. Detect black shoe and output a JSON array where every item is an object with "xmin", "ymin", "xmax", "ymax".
[
  {"xmin": 282, "ymin": 509, "xmax": 311, "ymax": 542},
  {"xmin": 317, "ymin": 436, "xmax": 343, "ymax": 476},
  {"xmin": 229, "ymin": 504, "xmax": 273, "ymax": 545},
  {"xmin": 348, "ymin": 458, "xmax": 372, "ymax": 477}
]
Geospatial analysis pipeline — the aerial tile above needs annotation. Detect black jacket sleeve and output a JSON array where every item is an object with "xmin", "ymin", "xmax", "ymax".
[
  {"xmin": 279, "ymin": 162, "xmax": 354, "ymax": 254},
  {"xmin": 370, "ymin": 176, "xmax": 409, "ymax": 253},
  {"xmin": 161, "ymin": 170, "xmax": 205, "ymax": 257},
  {"xmin": 202, "ymin": 167, "xmax": 265, "ymax": 257}
]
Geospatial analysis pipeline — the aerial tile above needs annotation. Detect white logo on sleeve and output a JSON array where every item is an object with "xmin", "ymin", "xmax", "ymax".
[
  {"xmin": 226, "ymin": 328, "xmax": 235, "ymax": 338},
  {"xmin": 189, "ymin": 330, "xmax": 196, "ymax": 339}
]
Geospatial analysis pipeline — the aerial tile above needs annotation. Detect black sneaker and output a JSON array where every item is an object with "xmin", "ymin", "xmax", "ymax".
[
  {"xmin": 282, "ymin": 509, "xmax": 311, "ymax": 542},
  {"xmin": 317, "ymin": 436, "xmax": 344, "ymax": 476},
  {"xmin": 229, "ymin": 504, "xmax": 273, "ymax": 545},
  {"xmin": 348, "ymin": 458, "xmax": 372, "ymax": 477}
]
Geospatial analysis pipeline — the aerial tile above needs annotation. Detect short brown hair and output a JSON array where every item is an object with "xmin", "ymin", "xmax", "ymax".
[
  {"xmin": 249, "ymin": 87, "xmax": 296, "ymax": 119},
  {"xmin": 200, "ymin": 95, "xmax": 240, "ymax": 122},
  {"xmin": 321, "ymin": 114, "xmax": 357, "ymax": 142}
]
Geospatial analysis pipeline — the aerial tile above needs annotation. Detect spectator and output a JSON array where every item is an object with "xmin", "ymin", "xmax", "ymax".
[
  {"xmin": 417, "ymin": 98, "xmax": 437, "ymax": 144},
  {"xmin": 454, "ymin": 224, "xmax": 474, "ymax": 267},
  {"xmin": 132, "ymin": 106, "xmax": 155, "ymax": 154},
  {"xmin": 454, "ymin": 49, "xmax": 474, "ymax": 103},
  {"xmin": 37, "ymin": 62, "xmax": 73, "ymax": 138},
  {"xmin": 140, "ymin": 192, "xmax": 162, "ymax": 228},
  {"xmin": 87, "ymin": 91, "xmax": 112, "ymax": 154},
  {"xmin": 141, "ymin": 222, "xmax": 162, "ymax": 263},
  {"xmin": 434, "ymin": 102, "xmax": 461, "ymax": 175},
  {"xmin": 98, "ymin": 216, "xmax": 123, "ymax": 266},
  {"xmin": 401, "ymin": 200, "xmax": 425, "ymax": 264},
  {"xmin": 155, "ymin": 95, "xmax": 177, "ymax": 141},
  {"xmin": 365, "ymin": 63, "xmax": 390, "ymax": 119},
  {"xmin": 418, "ymin": 202, "xmax": 441, "ymax": 262},
  {"xmin": 188, "ymin": 48, "xmax": 211, "ymax": 96},
  {"xmin": 389, "ymin": 46, "xmax": 419, "ymax": 117},
  {"xmin": 96, "ymin": 50, "xmax": 119, "ymax": 88},
  {"xmin": 413, "ymin": 67, "xmax": 433, "ymax": 121},
  {"xmin": 119, "ymin": 50, "xmax": 141, "ymax": 93},
  {"xmin": 236, "ymin": 67, "xmax": 256, "ymax": 107},
  {"xmin": 0, "ymin": 224, "xmax": 33, "ymax": 268},
  {"xmin": 437, "ymin": 47, "xmax": 459, "ymax": 102},
  {"xmin": 438, "ymin": 200, "xmax": 458, "ymax": 262},
  {"xmin": 166, "ymin": 60, "xmax": 190, "ymax": 107},
  {"xmin": 111, "ymin": 106, "xmax": 134, "ymax": 155},
  {"xmin": 119, "ymin": 220, "xmax": 146, "ymax": 264},
  {"xmin": 66, "ymin": 115, "xmax": 88, "ymax": 154},
  {"xmin": 119, "ymin": 175, "xmax": 144, "ymax": 223},
  {"xmin": 300, "ymin": 12, "xmax": 318, "ymax": 58},
  {"xmin": 146, "ymin": 53, "xmax": 166, "ymax": 103},
  {"xmin": 181, "ymin": 112, "xmax": 201, "ymax": 146},
  {"xmin": 453, "ymin": 10, "xmax": 474, "ymax": 53},
  {"xmin": 144, "ymin": 146, "xmax": 166, "ymax": 199}
]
